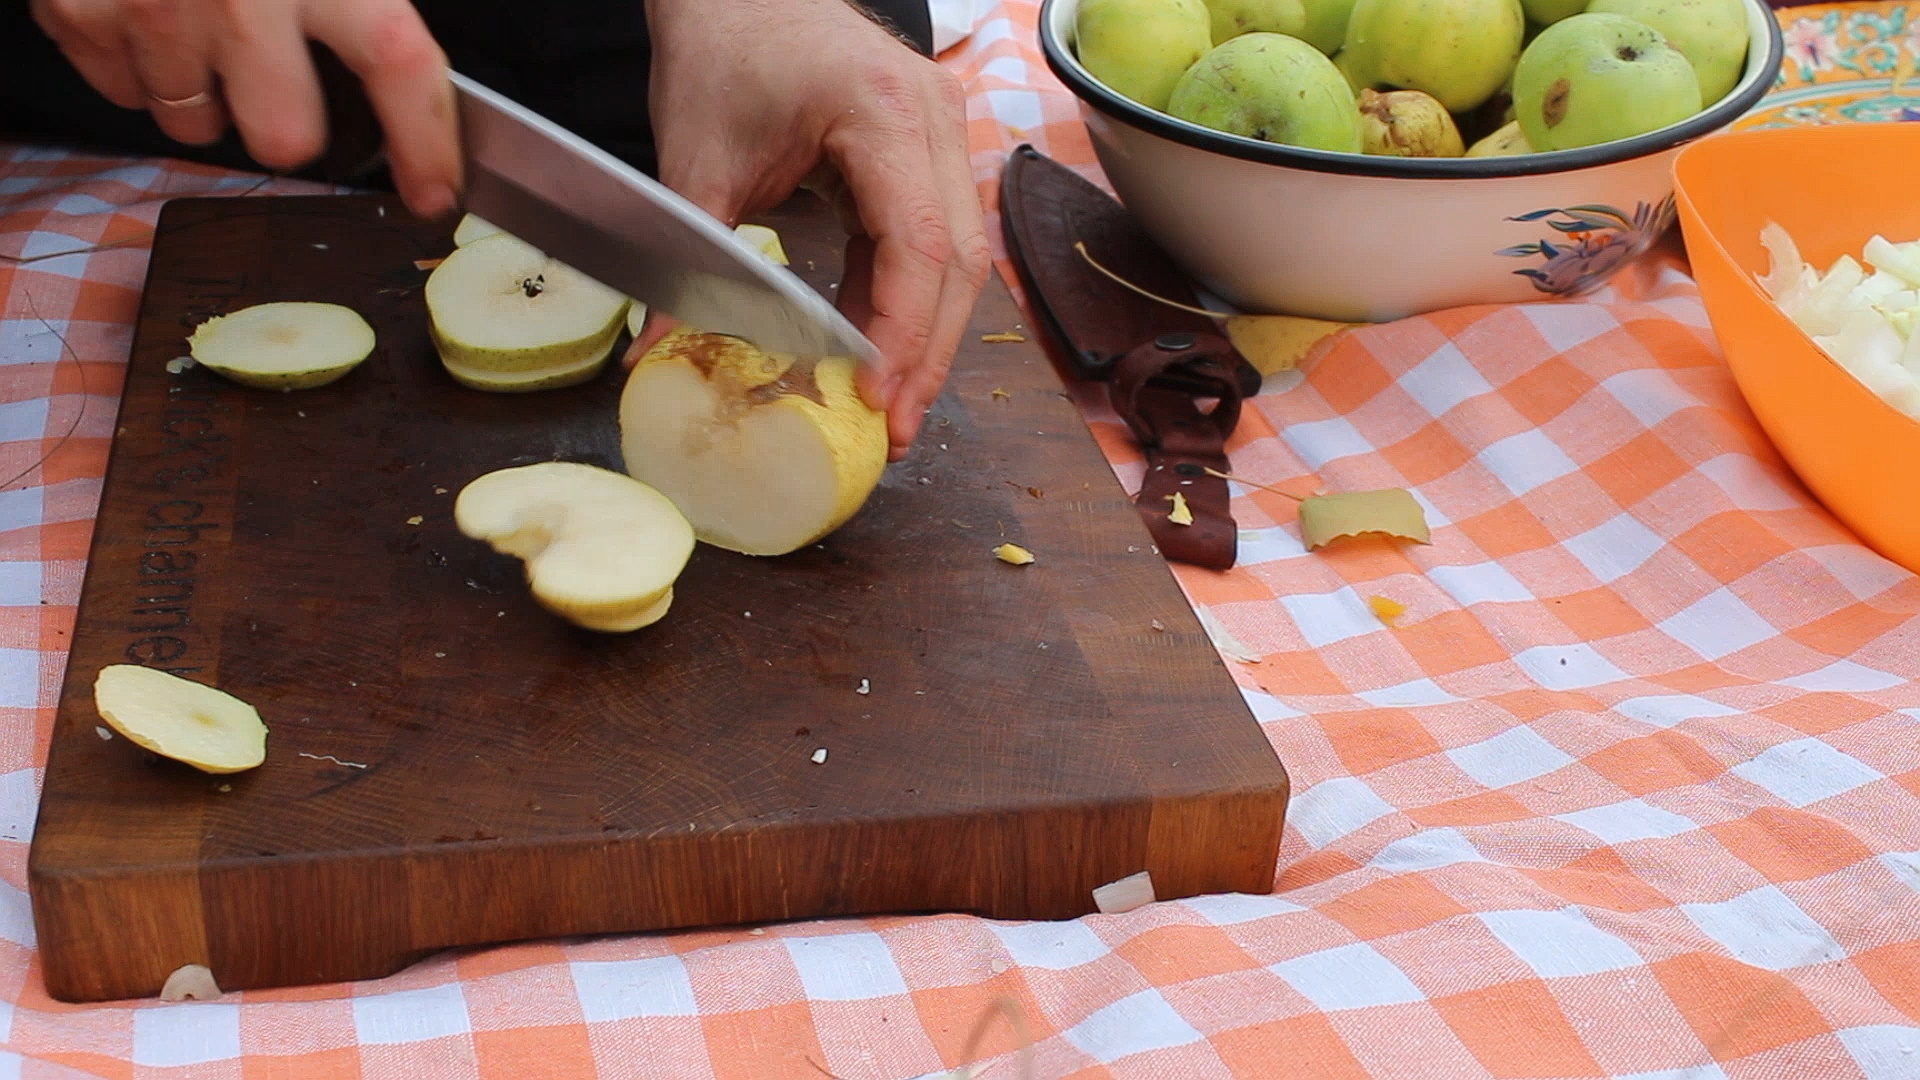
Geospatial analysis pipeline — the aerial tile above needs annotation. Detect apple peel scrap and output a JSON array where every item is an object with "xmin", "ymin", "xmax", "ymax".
[
  {"xmin": 456, "ymin": 461, "xmax": 695, "ymax": 632},
  {"xmin": 93, "ymin": 664, "xmax": 268, "ymax": 774},
  {"xmin": 1298, "ymin": 489, "xmax": 1431, "ymax": 550},
  {"xmin": 186, "ymin": 301, "xmax": 375, "ymax": 390}
]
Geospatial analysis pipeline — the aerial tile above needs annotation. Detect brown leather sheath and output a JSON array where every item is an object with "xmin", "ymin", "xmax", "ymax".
[{"xmin": 998, "ymin": 145, "xmax": 1257, "ymax": 570}]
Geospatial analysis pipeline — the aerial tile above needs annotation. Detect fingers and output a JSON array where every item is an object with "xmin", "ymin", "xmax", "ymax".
[
  {"xmin": 621, "ymin": 308, "xmax": 682, "ymax": 370},
  {"xmin": 201, "ymin": 2, "xmax": 325, "ymax": 173},
  {"xmin": 302, "ymin": 0, "xmax": 461, "ymax": 218},
  {"xmin": 822, "ymin": 86, "xmax": 953, "ymax": 445},
  {"xmin": 125, "ymin": 0, "xmax": 227, "ymax": 145},
  {"xmin": 32, "ymin": 0, "xmax": 149, "ymax": 110},
  {"xmin": 825, "ymin": 65, "xmax": 988, "ymax": 458},
  {"xmin": 890, "ymin": 72, "xmax": 990, "ymax": 454}
]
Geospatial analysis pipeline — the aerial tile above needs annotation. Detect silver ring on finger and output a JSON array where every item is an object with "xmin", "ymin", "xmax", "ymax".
[{"xmin": 147, "ymin": 87, "xmax": 216, "ymax": 109}]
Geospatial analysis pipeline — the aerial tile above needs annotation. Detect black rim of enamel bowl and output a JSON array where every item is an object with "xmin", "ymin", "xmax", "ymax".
[{"xmin": 1036, "ymin": 0, "xmax": 1786, "ymax": 179}]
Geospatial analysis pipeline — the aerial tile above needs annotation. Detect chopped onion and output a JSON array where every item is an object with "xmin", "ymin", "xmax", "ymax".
[{"xmin": 1757, "ymin": 222, "xmax": 1920, "ymax": 422}]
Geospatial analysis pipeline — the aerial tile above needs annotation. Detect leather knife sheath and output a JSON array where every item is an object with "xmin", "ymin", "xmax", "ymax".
[{"xmin": 998, "ymin": 144, "xmax": 1257, "ymax": 570}]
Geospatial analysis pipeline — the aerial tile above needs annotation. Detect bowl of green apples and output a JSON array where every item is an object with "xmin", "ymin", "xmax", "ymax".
[{"xmin": 1037, "ymin": 0, "xmax": 1784, "ymax": 323}]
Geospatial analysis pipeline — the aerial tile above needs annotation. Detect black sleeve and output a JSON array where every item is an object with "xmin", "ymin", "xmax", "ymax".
[{"xmin": 0, "ymin": 1, "xmax": 933, "ymax": 186}]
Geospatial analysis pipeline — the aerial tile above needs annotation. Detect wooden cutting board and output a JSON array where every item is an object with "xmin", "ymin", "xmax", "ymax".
[{"xmin": 27, "ymin": 192, "xmax": 1290, "ymax": 1003}]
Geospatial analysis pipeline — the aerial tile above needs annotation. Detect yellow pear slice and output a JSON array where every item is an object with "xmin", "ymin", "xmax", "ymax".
[
  {"xmin": 453, "ymin": 213, "xmax": 504, "ymax": 247},
  {"xmin": 454, "ymin": 461, "xmax": 696, "ymax": 632},
  {"xmin": 93, "ymin": 664, "xmax": 268, "ymax": 773},
  {"xmin": 425, "ymin": 233, "xmax": 630, "ymax": 382},
  {"xmin": 618, "ymin": 327, "xmax": 888, "ymax": 556},
  {"xmin": 441, "ymin": 349, "xmax": 611, "ymax": 393},
  {"xmin": 186, "ymin": 302, "xmax": 375, "ymax": 390},
  {"xmin": 735, "ymin": 223, "xmax": 790, "ymax": 266}
]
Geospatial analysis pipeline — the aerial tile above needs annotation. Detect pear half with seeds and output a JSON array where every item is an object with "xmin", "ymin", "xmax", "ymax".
[{"xmin": 425, "ymin": 232, "xmax": 630, "ymax": 390}]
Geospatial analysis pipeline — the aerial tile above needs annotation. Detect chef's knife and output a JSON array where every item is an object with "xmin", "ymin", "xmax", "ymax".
[{"xmin": 450, "ymin": 71, "xmax": 879, "ymax": 366}]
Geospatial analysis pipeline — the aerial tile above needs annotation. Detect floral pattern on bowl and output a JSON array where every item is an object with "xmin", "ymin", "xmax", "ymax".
[
  {"xmin": 1736, "ymin": 2, "xmax": 1919, "ymax": 127},
  {"xmin": 1496, "ymin": 197, "xmax": 1681, "ymax": 296}
]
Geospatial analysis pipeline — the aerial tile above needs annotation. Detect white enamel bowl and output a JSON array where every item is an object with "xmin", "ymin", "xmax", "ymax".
[{"xmin": 1036, "ymin": 0, "xmax": 1786, "ymax": 323}]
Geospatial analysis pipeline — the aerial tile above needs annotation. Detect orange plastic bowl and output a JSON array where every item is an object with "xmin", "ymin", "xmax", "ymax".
[{"xmin": 1673, "ymin": 122, "xmax": 1920, "ymax": 576}]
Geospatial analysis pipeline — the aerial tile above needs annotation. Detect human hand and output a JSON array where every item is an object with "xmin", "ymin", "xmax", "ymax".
[
  {"xmin": 632, "ymin": 0, "xmax": 992, "ymax": 462},
  {"xmin": 29, "ymin": 0, "xmax": 463, "ymax": 219}
]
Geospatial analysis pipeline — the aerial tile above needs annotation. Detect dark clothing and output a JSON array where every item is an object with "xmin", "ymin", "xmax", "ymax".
[{"xmin": 0, "ymin": 1, "xmax": 934, "ymax": 185}]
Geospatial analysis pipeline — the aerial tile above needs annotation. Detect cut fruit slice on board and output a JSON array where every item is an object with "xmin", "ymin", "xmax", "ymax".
[
  {"xmin": 453, "ymin": 213, "xmax": 503, "ymax": 247},
  {"xmin": 619, "ymin": 327, "xmax": 888, "ymax": 556},
  {"xmin": 93, "ymin": 664, "xmax": 268, "ymax": 774},
  {"xmin": 441, "ymin": 349, "xmax": 611, "ymax": 393},
  {"xmin": 627, "ymin": 299, "xmax": 648, "ymax": 339},
  {"xmin": 736, "ymin": 223, "xmax": 789, "ymax": 265},
  {"xmin": 186, "ymin": 302, "xmax": 376, "ymax": 390},
  {"xmin": 455, "ymin": 461, "xmax": 696, "ymax": 632},
  {"xmin": 425, "ymin": 233, "xmax": 630, "ymax": 385}
]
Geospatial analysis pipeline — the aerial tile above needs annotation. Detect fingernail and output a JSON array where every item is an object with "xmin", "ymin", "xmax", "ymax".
[{"xmin": 416, "ymin": 184, "xmax": 458, "ymax": 220}]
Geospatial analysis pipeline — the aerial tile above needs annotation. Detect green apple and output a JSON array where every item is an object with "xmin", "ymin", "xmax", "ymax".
[
  {"xmin": 1513, "ymin": 12, "xmax": 1704, "ymax": 151},
  {"xmin": 1586, "ymin": 0, "xmax": 1749, "ymax": 104},
  {"xmin": 1205, "ymin": 0, "xmax": 1307, "ymax": 43},
  {"xmin": 1297, "ymin": 0, "xmax": 1360, "ymax": 53},
  {"xmin": 1357, "ymin": 88, "xmax": 1465, "ymax": 155},
  {"xmin": 1520, "ymin": 0, "xmax": 1587, "ymax": 26},
  {"xmin": 1167, "ymin": 32, "xmax": 1365, "ymax": 152},
  {"xmin": 1075, "ymin": 0, "xmax": 1215, "ymax": 112},
  {"xmin": 424, "ymin": 232, "xmax": 631, "ymax": 387},
  {"xmin": 1337, "ymin": 0, "xmax": 1528, "ymax": 114}
]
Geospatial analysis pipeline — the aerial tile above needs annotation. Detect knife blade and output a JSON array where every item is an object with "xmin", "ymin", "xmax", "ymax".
[{"xmin": 450, "ymin": 71, "xmax": 879, "ymax": 366}]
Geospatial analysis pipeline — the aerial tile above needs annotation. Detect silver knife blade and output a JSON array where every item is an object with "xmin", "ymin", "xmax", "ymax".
[{"xmin": 450, "ymin": 71, "xmax": 879, "ymax": 365}]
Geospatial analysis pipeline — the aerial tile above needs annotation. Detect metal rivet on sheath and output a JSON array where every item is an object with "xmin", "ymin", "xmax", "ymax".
[{"xmin": 1154, "ymin": 332, "xmax": 1196, "ymax": 351}]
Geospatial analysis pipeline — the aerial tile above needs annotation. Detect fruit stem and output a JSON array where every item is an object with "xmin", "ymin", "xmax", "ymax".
[
  {"xmin": 1073, "ymin": 242, "xmax": 1224, "ymax": 321},
  {"xmin": 1203, "ymin": 466, "xmax": 1307, "ymax": 502}
]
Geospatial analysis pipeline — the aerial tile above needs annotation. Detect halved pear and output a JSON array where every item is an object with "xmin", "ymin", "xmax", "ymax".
[
  {"xmin": 453, "ymin": 213, "xmax": 504, "ymax": 247},
  {"xmin": 454, "ymin": 461, "xmax": 696, "ymax": 632},
  {"xmin": 93, "ymin": 664, "xmax": 268, "ymax": 774},
  {"xmin": 186, "ymin": 302, "xmax": 375, "ymax": 390},
  {"xmin": 425, "ymin": 233, "xmax": 630, "ymax": 385},
  {"xmin": 618, "ymin": 327, "xmax": 888, "ymax": 556}
]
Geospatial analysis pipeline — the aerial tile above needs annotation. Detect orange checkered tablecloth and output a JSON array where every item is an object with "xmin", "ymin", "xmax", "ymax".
[{"xmin": 4, "ymin": 3, "xmax": 1919, "ymax": 1078}]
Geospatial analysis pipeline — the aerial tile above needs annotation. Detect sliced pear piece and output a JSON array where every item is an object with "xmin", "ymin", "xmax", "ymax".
[
  {"xmin": 440, "ymin": 349, "xmax": 611, "ymax": 393},
  {"xmin": 185, "ymin": 301, "xmax": 375, "ymax": 390},
  {"xmin": 453, "ymin": 213, "xmax": 504, "ymax": 247},
  {"xmin": 626, "ymin": 298, "xmax": 649, "ymax": 339},
  {"xmin": 735, "ymin": 223, "xmax": 790, "ymax": 266},
  {"xmin": 454, "ymin": 461, "xmax": 696, "ymax": 632},
  {"xmin": 425, "ymin": 232, "xmax": 630, "ymax": 387},
  {"xmin": 618, "ymin": 327, "xmax": 888, "ymax": 556},
  {"xmin": 93, "ymin": 664, "xmax": 268, "ymax": 774}
]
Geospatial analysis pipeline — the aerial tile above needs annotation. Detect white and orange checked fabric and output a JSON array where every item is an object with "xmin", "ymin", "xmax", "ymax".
[{"xmin": 4, "ymin": 3, "xmax": 1920, "ymax": 1077}]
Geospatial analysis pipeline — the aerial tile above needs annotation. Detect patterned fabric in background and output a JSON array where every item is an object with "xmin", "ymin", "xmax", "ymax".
[{"xmin": 1, "ymin": 2, "xmax": 1918, "ymax": 1078}]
